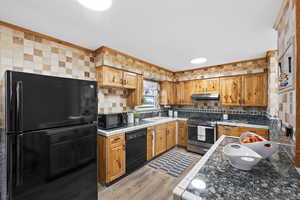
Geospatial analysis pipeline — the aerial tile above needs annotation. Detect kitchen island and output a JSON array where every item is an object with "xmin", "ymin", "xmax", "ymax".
[{"xmin": 173, "ymin": 136, "xmax": 300, "ymax": 200}]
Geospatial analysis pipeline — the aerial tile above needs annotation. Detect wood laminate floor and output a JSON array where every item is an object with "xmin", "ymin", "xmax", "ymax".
[{"xmin": 98, "ymin": 147, "xmax": 201, "ymax": 200}]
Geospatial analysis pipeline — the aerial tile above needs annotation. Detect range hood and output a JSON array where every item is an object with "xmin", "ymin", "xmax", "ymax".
[{"xmin": 191, "ymin": 93, "xmax": 220, "ymax": 101}]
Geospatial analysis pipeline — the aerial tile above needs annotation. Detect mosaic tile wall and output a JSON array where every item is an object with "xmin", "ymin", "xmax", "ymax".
[
  {"xmin": 276, "ymin": 0, "xmax": 297, "ymax": 132},
  {"xmin": 98, "ymin": 88, "xmax": 130, "ymax": 114},
  {"xmin": 267, "ymin": 51, "xmax": 280, "ymax": 118},
  {"xmin": 174, "ymin": 104, "xmax": 267, "ymax": 116},
  {"xmin": 174, "ymin": 58, "xmax": 267, "ymax": 81},
  {"xmin": 0, "ymin": 24, "xmax": 127, "ymax": 114},
  {"xmin": 0, "ymin": 25, "xmax": 96, "ymax": 80},
  {"xmin": 95, "ymin": 47, "xmax": 174, "ymax": 81}
]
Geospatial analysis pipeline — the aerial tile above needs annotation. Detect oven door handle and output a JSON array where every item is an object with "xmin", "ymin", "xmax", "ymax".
[{"xmin": 188, "ymin": 125, "xmax": 214, "ymax": 129}]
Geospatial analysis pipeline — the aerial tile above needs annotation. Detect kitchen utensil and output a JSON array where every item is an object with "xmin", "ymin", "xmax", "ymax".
[{"xmin": 223, "ymin": 143, "xmax": 262, "ymax": 171}]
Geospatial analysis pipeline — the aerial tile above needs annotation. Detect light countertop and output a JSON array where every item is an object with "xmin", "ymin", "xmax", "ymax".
[
  {"xmin": 173, "ymin": 136, "xmax": 300, "ymax": 200},
  {"xmin": 98, "ymin": 117, "xmax": 187, "ymax": 137},
  {"xmin": 98, "ymin": 117, "xmax": 270, "ymax": 137}
]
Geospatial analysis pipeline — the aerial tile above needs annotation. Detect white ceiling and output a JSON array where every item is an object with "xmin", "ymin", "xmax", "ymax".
[{"xmin": 0, "ymin": 0, "xmax": 282, "ymax": 71}]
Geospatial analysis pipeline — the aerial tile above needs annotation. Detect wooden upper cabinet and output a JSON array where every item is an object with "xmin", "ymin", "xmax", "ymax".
[
  {"xmin": 220, "ymin": 76, "xmax": 242, "ymax": 106},
  {"xmin": 97, "ymin": 66, "xmax": 139, "ymax": 90},
  {"xmin": 123, "ymin": 72, "xmax": 137, "ymax": 89},
  {"xmin": 166, "ymin": 122, "xmax": 176, "ymax": 150},
  {"xmin": 127, "ymin": 75, "xmax": 144, "ymax": 107},
  {"xmin": 192, "ymin": 78, "xmax": 219, "ymax": 94},
  {"xmin": 183, "ymin": 81, "xmax": 193, "ymax": 105},
  {"xmin": 160, "ymin": 81, "xmax": 175, "ymax": 105},
  {"xmin": 97, "ymin": 66, "xmax": 123, "ymax": 88},
  {"xmin": 242, "ymin": 73, "xmax": 267, "ymax": 107},
  {"xmin": 206, "ymin": 78, "xmax": 220, "ymax": 94},
  {"xmin": 175, "ymin": 82, "xmax": 185, "ymax": 105}
]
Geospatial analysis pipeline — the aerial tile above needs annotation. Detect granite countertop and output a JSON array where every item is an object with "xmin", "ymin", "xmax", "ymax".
[
  {"xmin": 173, "ymin": 136, "xmax": 300, "ymax": 200},
  {"xmin": 98, "ymin": 117, "xmax": 187, "ymax": 137}
]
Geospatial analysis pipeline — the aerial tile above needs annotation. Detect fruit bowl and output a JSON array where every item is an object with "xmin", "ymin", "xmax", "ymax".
[
  {"xmin": 223, "ymin": 143, "xmax": 262, "ymax": 171},
  {"xmin": 239, "ymin": 132, "xmax": 278, "ymax": 159}
]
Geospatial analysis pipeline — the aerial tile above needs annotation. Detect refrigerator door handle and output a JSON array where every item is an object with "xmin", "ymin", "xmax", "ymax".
[
  {"xmin": 16, "ymin": 133, "xmax": 24, "ymax": 186},
  {"xmin": 16, "ymin": 81, "xmax": 24, "ymax": 186},
  {"xmin": 16, "ymin": 81, "xmax": 23, "ymax": 132}
]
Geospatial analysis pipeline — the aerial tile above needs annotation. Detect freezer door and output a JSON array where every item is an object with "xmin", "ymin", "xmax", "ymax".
[
  {"xmin": 7, "ymin": 124, "xmax": 97, "ymax": 200},
  {"xmin": 5, "ymin": 71, "xmax": 98, "ymax": 133}
]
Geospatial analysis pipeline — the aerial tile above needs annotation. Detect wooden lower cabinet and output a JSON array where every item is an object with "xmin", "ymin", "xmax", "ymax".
[
  {"xmin": 178, "ymin": 121, "xmax": 188, "ymax": 147},
  {"xmin": 147, "ymin": 127, "xmax": 155, "ymax": 161},
  {"xmin": 98, "ymin": 133, "xmax": 126, "ymax": 184},
  {"xmin": 166, "ymin": 122, "xmax": 176, "ymax": 150},
  {"xmin": 155, "ymin": 124, "xmax": 167, "ymax": 155},
  {"xmin": 218, "ymin": 125, "xmax": 269, "ymax": 139},
  {"xmin": 239, "ymin": 127, "xmax": 269, "ymax": 140}
]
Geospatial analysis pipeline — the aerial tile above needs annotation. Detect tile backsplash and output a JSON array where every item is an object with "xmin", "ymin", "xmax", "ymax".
[
  {"xmin": 98, "ymin": 88, "xmax": 130, "ymax": 114},
  {"xmin": 0, "ymin": 25, "xmax": 96, "ymax": 80}
]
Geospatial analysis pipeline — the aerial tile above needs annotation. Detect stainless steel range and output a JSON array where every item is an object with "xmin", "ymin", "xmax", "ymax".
[{"xmin": 187, "ymin": 117, "xmax": 217, "ymax": 154}]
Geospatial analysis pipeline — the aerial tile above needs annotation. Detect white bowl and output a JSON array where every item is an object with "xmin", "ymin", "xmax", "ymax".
[
  {"xmin": 239, "ymin": 132, "xmax": 278, "ymax": 159},
  {"xmin": 223, "ymin": 143, "xmax": 262, "ymax": 171}
]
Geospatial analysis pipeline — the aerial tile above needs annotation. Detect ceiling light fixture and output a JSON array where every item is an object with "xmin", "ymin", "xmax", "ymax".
[
  {"xmin": 77, "ymin": 0, "xmax": 112, "ymax": 11},
  {"xmin": 190, "ymin": 57, "xmax": 207, "ymax": 65}
]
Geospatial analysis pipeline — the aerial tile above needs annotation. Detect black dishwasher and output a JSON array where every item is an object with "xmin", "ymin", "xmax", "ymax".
[{"xmin": 125, "ymin": 129, "xmax": 147, "ymax": 174}]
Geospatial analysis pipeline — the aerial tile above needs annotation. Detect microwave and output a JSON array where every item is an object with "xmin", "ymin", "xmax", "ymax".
[{"xmin": 98, "ymin": 113, "xmax": 127, "ymax": 130}]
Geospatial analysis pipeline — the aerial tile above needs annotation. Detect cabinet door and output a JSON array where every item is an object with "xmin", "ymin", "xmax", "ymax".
[
  {"xmin": 127, "ymin": 75, "xmax": 144, "ymax": 107},
  {"xmin": 239, "ymin": 127, "xmax": 269, "ymax": 140},
  {"xmin": 206, "ymin": 78, "xmax": 220, "ymax": 94},
  {"xmin": 160, "ymin": 81, "xmax": 175, "ymax": 105},
  {"xmin": 220, "ymin": 76, "xmax": 242, "ymax": 106},
  {"xmin": 123, "ymin": 72, "xmax": 137, "ymax": 89},
  {"xmin": 194, "ymin": 80, "xmax": 206, "ymax": 94},
  {"xmin": 175, "ymin": 82, "xmax": 184, "ymax": 104},
  {"xmin": 147, "ymin": 127, "xmax": 154, "ymax": 161},
  {"xmin": 99, "ymin": 66, "xmax": 123, "ymax": 88},
  {"xmin": 166, "ymin": 122, "xmax": 176, "ymax": 149},
  {"xmin": 178, "ymin": 121, "xmax": 187, "ymax": 147},
  {"xmin": 160, "ymin": 82, "xmax": 169, "ymax": 105},
  {"xmin": 218, "ymin": 125, "xmax": 240, "ymax": 138},
  {"xmin": 183, "ymin": 81, "xmax": 193, "ymax": 105},
  {"xmin": 242, "ymin": 73, "xmax": 267, "ymax": 107},
  {"xmin": 107, "ymin": 134, "xmax": 125, "ymax": 182},
  {"xmin": 155, "ymin": 125, "xmax": 167, "ymax": 155}
]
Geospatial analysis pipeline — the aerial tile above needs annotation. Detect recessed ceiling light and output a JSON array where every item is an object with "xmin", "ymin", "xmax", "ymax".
[
  {"xmin": 190, "ymin": 57, "xmax": 207, "ymax": 65},
  {"xmin": 77, "ymin": 0, "xmax": 112, "ymax": 11}
]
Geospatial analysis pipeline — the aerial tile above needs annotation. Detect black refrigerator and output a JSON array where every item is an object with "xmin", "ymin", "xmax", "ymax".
[{"xmin": 0, "ymin": 71, "xmax": 98, "ymax": 200}]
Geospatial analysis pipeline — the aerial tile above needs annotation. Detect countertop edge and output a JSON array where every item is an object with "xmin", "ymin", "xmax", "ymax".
[
  {"xmin": 216, "ymin": 121, "xmax": 269, "ymax": 129},
  {"xmin": 173, "ymin": 135, "xmax": 227, "ymax": 199}
]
